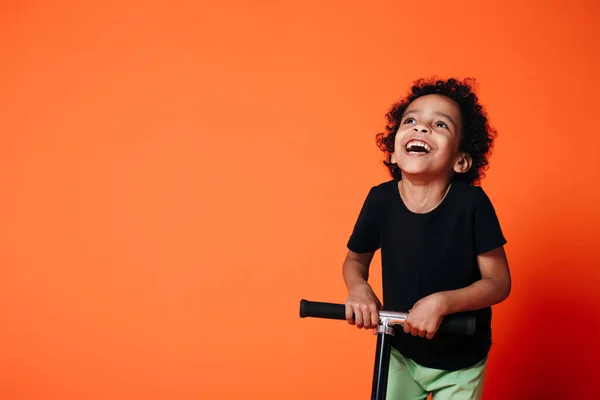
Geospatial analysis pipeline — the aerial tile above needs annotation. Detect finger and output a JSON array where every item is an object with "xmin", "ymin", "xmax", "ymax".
[
  {"xmin": 345, "ymin": 304, "xmax": 355, "ymax": 325},
  {"xmin": 426, "ymin": 319, "xmax": 442, "ymax": 338},
  {"xmin": 369, "ymin": 303, "xmax": 379, "ymax": 328},
  {"xmin": 403, "ymin": 320, "xmax": 411, "ymax": 334},
  {"xmin": 354, "ymin": 305, "xmax": 365, "ymax": 328},
  {"xmin": 418, "ymin": 330, "xmax": 426, "ymax": 338},
  {"xmin": 411, "ymin": 327, "xmax": 419, "ymax": 337},
  {"xmin": 360, "ymin": 304, "xmax": 372, "ymax": 328}
]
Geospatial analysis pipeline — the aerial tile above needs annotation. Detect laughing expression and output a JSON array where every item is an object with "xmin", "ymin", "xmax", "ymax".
[{"xmin": 392, "ymin": 94, "xmax": 465, "ymax": 180}]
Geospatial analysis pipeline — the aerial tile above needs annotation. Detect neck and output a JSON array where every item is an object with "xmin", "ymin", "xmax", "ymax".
[{"xmin": 398, "ymin": 175, "xmax": 453, "ymax": 214}]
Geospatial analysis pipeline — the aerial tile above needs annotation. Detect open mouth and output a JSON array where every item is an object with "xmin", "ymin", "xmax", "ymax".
[{"xmin": 405, "ymin": 140, "xmax": 432, "ymax": 154}]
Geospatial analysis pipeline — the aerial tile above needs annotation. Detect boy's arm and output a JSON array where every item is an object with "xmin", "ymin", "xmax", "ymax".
[
  {"xmin": 342, "ymin": 250, "xmax": 373, "ymax": 290},
  {"xmin": 404, "ymin": 246, "xmax": 510, "ymax": 339},
  {"xmin": 441, "ymin": 246, "xmax": 511, "ymax": 314},
  {"xmin": 342, "ymin": 250, "xmax": 381, "ymax": 329}
]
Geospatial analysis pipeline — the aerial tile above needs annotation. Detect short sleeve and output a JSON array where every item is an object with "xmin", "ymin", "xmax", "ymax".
[
  {"xmin": 473, "ymin": 187, "xmax": 507, "ymax": 255},
  {"xmin": 347, "ymin": 186, "xmax": 381, "ymax": 253}
]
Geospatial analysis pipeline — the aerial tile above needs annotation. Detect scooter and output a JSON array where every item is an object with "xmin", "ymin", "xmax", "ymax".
[{"xmin": 299, "ymin": 299, "xmax": 476, "ymax": 400}]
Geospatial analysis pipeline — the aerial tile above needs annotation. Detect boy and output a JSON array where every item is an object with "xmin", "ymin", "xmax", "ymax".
[{"xmin": 343, "ymin": 78, "xmax": 511, "ymax": 399}]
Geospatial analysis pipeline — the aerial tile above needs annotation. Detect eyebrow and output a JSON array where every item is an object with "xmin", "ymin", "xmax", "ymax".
[{"xmin": 403, "ymin": 109, "xmax": 457, "ymax": 127}]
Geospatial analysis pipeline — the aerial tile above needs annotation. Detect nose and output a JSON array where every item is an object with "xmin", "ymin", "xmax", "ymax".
[{"xmin": 413, "ymin": 126, "xmax": 429, "ymax": 134}]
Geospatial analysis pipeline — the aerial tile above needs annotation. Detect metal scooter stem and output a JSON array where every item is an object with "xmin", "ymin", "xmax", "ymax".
[{"xmin": 371, "ymin": 311, "xmax": 408, "ymax": 400}]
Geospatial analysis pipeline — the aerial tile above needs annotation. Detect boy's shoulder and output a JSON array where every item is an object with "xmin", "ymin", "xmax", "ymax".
[
  {"xmin": 453, "ymin": 181, "xmax": 493, "ymax": 196},
  {"xmin": 372, "ymin": 178, "xmax": 398, "ymax": 190},
  {"xmin": 451, "ymin": 180, "xmax": 485, "ymax": 195},
  {"xmin": 367, "ymin": 178, "xmax": 400, "ymax": 191},
  {"xmin": 366, "ymin": 179, "xmax": 398, "ymax": 198},
  {"xmin": 449, "ymin": 181, "xmax": 496, "ymax": 209}
]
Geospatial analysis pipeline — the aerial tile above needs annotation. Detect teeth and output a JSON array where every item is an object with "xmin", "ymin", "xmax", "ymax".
[{"xmin": 405, "ymin": 140, "xmax": 431, "ymax": 152}]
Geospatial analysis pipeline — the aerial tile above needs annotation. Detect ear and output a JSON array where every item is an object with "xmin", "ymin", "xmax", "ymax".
[
  {"xmin": 453, "ymin": 153, "xmax": 472, "ymax": 174},
  {"xmin": 391, "ymin": 153, "xmax": 397, "ymax": 164}
]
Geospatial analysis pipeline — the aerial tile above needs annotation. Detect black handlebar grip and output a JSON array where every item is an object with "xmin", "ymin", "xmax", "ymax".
[
  {"xmin": 438, "ymin": 314, "xmax": 476, "ymax": 336},
  {"xmin": 299, "ymin": 299, "xmax": 347, "ymax": 320}
]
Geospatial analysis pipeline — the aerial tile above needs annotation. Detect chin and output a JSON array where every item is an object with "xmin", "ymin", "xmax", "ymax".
[
  {"xmin": 397, "ymin": 160, "xmax": 429, "ymax": 175},
  {"xmin": 400, "ymin": 170, "xmax": 428, "ymax": 179},
  {"xmin": 398, "ymin": 163, "xmax": 444, "ymax": 179}
]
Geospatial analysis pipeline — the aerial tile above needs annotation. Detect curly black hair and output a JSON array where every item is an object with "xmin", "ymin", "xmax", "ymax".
[{"xmin": 375, "ymin": 77, "xmax": 497, "ymax": 185}]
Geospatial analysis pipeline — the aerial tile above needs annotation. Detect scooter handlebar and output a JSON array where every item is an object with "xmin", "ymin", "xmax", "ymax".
[{"xmin": 299, "ymin": 299, "xmax": 476, "ymax": 336}]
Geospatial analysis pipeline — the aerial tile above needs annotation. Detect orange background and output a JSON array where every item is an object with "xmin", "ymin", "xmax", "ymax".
[{"xmin": 1, "ymin": 1, "xmax": 599, "ymax": 399}]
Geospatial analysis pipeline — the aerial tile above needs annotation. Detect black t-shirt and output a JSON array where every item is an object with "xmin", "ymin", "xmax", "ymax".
[{"xmin": 347, "ymin": 179, "xmax": 507, "ymax": 370}]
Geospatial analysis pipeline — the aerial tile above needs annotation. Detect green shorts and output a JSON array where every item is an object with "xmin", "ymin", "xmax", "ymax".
[{"xmin": 387, "ymin": 347, "xmax": 488, "ymax": 400}]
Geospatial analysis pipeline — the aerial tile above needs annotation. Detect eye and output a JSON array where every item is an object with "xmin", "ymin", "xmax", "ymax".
[
  {"xmin": 435, "ymin": 121, "xmax": 448, "ymax": 129},
  {"xmin": 403, "ymin": 117, "xmax": 416, "ymax": 124}
]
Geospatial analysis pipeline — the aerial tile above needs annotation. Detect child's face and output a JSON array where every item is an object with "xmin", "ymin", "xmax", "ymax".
[{"xmin": 391, "ymin": 94, "xmax": 471, "ymax": 181}]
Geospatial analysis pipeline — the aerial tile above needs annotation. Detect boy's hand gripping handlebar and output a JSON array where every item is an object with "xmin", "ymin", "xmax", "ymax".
[{"xmin": 299, "ymin": 299, "xmax": 476, "ymax": 336}]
